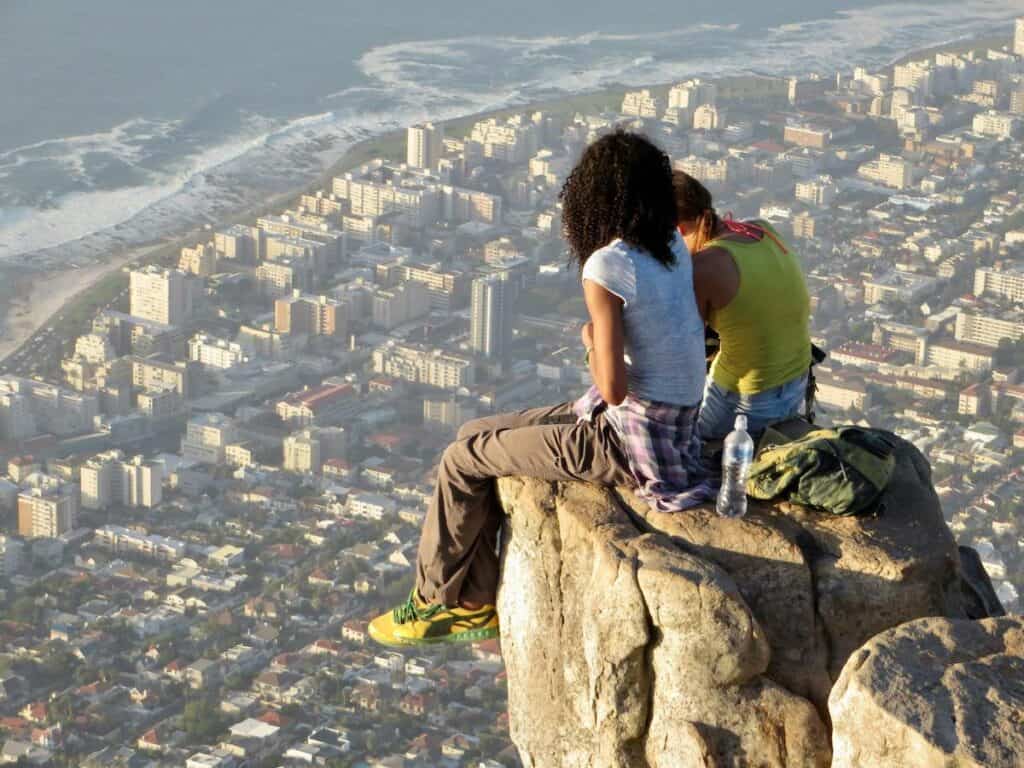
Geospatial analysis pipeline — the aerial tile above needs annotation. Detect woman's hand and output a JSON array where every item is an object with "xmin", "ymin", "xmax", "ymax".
[{"xmin": 581, "ymin": 321, "xmax": 595, "ymax": 352}]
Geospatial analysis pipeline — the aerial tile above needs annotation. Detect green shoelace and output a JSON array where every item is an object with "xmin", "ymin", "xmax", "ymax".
[{"xmin": 393, "ymin": 590, "xmax": 444, "ymax": 625}]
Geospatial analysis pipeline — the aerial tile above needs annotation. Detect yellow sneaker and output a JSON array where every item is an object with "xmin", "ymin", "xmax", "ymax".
[{"xmin": 368, "ymin": 589, "xmax": 499, "ymax": 647}]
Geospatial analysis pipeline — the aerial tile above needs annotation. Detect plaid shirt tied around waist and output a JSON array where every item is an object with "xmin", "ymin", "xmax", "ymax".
[{"xmin": 573, "ymin": 385, "xmax": 714, "ymax": 512}]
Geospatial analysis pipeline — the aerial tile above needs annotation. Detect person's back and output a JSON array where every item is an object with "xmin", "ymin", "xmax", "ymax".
[
  {"xmin": 673, "ymin": 170, "xmax": 812, "ymax": 440},
  {"xmin": 583, "ymin": 232, "xmax": 705, "ymax": 411},
  {"xmin": 705, "ymin": 221, "xmax": 810, "ymax": 396}
]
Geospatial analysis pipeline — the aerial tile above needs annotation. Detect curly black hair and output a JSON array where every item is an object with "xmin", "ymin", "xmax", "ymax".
[{"xmin": 558, "ymin": 129, "xmax": 678, "ymax": 269}]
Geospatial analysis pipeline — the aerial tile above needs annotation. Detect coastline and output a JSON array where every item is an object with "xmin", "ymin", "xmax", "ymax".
[{"xmin": 0, "ymin": 30, "xmax": 1010, "ymax": 369}]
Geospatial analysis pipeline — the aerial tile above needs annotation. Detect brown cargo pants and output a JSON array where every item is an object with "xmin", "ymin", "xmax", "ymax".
[{"xmin": 415, "ymin": 401, "xmax": 634, "ymax": 606}]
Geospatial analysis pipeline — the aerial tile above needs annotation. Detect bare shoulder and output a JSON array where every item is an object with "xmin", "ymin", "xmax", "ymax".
[{"xmin": 692, "ymin": 245, "xmax": 733, "ymax": 271}]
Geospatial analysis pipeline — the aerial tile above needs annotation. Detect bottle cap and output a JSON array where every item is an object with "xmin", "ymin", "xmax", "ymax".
[{"xmin": 735, "ymin": 415, "xmax": 748, "ymax": 432}]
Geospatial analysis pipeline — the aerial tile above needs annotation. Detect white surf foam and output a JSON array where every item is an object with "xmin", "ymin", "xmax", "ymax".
[{"xmin": 1, "ymin": 0, "xmax": 1021, "ymax": 266}]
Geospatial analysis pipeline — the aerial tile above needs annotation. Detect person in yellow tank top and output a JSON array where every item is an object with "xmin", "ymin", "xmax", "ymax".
[{"xmin": 672, "ymin": 171, "xmax": 812, "ymax": 440}]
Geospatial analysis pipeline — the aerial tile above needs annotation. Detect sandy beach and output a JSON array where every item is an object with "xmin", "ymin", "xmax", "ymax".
[{"xmin": 0, "ymin": 244, "xmax": 163, "ymax": 362}]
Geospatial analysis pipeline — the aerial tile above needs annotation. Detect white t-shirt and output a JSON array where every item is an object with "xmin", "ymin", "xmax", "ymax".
[{"xmin": 581, "ymin": 232, "xmax": 706, "ymax": 406}]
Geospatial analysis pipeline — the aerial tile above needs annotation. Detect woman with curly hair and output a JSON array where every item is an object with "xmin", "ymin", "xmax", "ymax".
[{"xmin": 369, "ymin": 130, "xmax": 709, "ymax": 648}]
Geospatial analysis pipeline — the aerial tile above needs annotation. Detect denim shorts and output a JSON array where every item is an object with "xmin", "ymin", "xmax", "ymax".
[{"xmin": 697, "ymin": 373, "xmax": 808, "ymax": 441}]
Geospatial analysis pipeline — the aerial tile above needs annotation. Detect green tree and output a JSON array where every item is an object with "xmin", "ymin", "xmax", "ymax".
[{"xmin": 182, "ymin": 697, "xmax": 224, "ymax": 741}]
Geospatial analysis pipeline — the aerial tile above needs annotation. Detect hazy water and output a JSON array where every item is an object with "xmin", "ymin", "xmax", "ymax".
[{"xmin": 0, "ymin": 0, "xmax": 1021, "ymax": 263}]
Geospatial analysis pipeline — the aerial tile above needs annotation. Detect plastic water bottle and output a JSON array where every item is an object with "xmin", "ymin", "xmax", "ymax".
[{"xmin": 716, "ymin": 415, "xmax": 754, "ymax": 518}]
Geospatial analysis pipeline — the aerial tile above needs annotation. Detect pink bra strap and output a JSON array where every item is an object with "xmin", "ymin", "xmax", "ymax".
[{"xmin": 720, "ymin": 212, "xmax": 789, "ymax": 254}]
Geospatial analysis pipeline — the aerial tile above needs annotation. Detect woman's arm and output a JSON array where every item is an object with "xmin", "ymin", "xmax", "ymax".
[{"xmin": 582, "ymin": 280, "xmax": 628, "ymax": 406}]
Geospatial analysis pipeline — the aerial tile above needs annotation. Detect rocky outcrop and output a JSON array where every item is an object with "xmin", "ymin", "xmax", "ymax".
[
  {"xmin": 495, "ymin": 434, "xmax": 972, "ymax": 768},
  {"xmin": 829, "ymin": 616, "xmax": 1024, "ymax": 768}
]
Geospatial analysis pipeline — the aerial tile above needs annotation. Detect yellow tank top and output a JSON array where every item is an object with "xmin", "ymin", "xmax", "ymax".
[{"xmin": 706, "ymin": 224, "xmax": 811, "ymax": 395}]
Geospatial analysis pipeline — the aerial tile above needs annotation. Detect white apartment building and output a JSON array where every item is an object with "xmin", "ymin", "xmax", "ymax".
[
  {"xmin": 179, "ymin": 242, "xmax": 218, "ymax": 277},
  {"xmin": 188, "ymin": 333, "xmax": 249, "ymax": 370},
  {"xmin": 857, "ymin": 154, "xmax": 915, "ymax": 190},
  {"xmin": 371, "ymin": 342, "xmax": 475, "ymax": 390},
  {"xmin": 674, "ymin": 156, "xmax": 731, "ymax": 185},
  {"xmin": 181, "ymin": 413, "xmax": 239, "ymax": 465},
  {"xmin": 284, "ymin": 431, "xmax": 320, "ymax": 475},
  {"xmin": 1015, "ymin": 17, "xmax": 1024, "ymax": 56},
  {"xmin": 814, "ymin": 372, "xmax": 871, "ymax": 411},
  {"xmin": 131, "ymin": 357, "xmax": 195, "ymax": 398},
  {"xmin": 74, "ymin": 333, "xmax": 115, "ymax": 364},
  {"xmin": 974, "ymin": 266, "xmax": 1024, "ymax": 303},
  {"xmin": 214, "ymin": 224, "xmax": 260, "ymax": 262},
  {"xmin": 693, "ymin": 105, "xmax": 724, "ymax": 131},
  {"xmin": 332, "ymin": 166, "xmax": 441, "ymax": 226},
  {"xmin": 892, "ymin": 61, "xmax": 933, "ymax": 98},
  {"xmin": 95, "ymin": 525, "xmax": 186, "ymax": 562},
  {"xmin": 795, "ymin": 175, "xmax": 838, "ymax": 207},
  {"xmin": 862, "ymin": 270, "xmax": 937, "ymax": 305},
  {"xmin": 348, "ymin": 491, "xmax": 397, "ymax": 521},
  {"xmin": 281, "ymin": 427, "xmax": 346, "ymax": 476},
  {"xmin": 81, "ymin": 450, "xmax": 163, "ymax": 510},
  {"xmin": 955, "ymin": 310, "xmax": 1024, "ymax": 348},
  {"xmin": 621, "ymin": 89, "xmax": 663, "ymax": 118},
  {"xmin": 407, "ymin": 122, "xmax": 444, "ymax": 170},
  {"xmin": 972, "ymin": 110, "xmax": 1020, "ymax": 139},
  {"xmin": 255, "ymin": 257, "xmax": 313, "ymax": 297},
  {"xmin": 129, "ymin": 267, "xmax": 197, "ymax": 326},
  {"xmin": 668, "ymin": 79, "xmax": 717, "ymax": 109},
  {"xmin": 852, "ymin": 68, "xmax": 890, "ymax": 95},
  {"xmin": 925, "ymin": 340, "xmax": 994, "ymax": 373},
  {"xmin": 0, "ymin": 376, "xmax": 99, "ymax": 440},
  {"xmin": 468, "ymin": 115, "xmax": 539, "ymax": 163}
]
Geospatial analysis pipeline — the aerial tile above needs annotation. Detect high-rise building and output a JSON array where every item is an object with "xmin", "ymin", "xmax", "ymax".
[
  {"xmin": 179, "ymin": 243, "xmax": 218, "ymax": 277},
  {"xmin": 470, "ymin": 273, "xmax": 513, "ymax": 360},
  {"xmin": 407, "ymin": 123, "xmax": 444, "ymax": 171},
  {"xmin": 274, "ymin": 292, "xmax": 348, "ymax": 338},
  {"xmin": 81, "ymin": 451, "xmax": 163, "ymax": 510},
  {"xmin": 282, "ymin": 427, "xmax": 348, "ymax": 475},
  {"xmin": 668, "ymin": 79, "xmax": 717, "ymax": 110},
  {"xmin": 18, "ymin": 480, "xmax": 78, "ymax": 539},
  {"xmin": 1015, "ymin": 17, "xmax": 1024, "ymax": 56},
  {"xmin": 214, "ymin": 224, "xmax": 260, "ymax": 262},
  {"xmin": 129, "ymin": 267, "xmax": 196, "ymax": 326}
]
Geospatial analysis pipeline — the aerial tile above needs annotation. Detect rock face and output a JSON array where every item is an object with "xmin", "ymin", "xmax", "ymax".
[
  {"xmin": 495, "ymin": 434, "xmax": 970, "ymax": 768},
  {"xmin": 829, "ymin": 616, "xmax": 1024, "ymax": 768}
]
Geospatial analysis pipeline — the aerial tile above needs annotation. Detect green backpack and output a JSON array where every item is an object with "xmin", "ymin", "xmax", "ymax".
[{"xmin": 745, "ymin": 426, "xmax": 897, "ymax": 517}]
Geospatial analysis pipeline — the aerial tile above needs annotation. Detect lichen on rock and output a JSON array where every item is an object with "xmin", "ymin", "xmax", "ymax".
[{"xmin": 829, "ymin": 615, "xmax": 1024, "ymax": 768}]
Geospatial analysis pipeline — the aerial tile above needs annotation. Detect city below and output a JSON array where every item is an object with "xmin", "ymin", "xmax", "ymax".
[{"xmin": 0, "ymin": 16, "xmax": 1022, "ymax": 768}]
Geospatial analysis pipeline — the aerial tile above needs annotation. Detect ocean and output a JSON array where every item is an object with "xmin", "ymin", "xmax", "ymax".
[{"xmin": 0, "ymin": 0, "xmax": 1021, "ymax": 265}]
